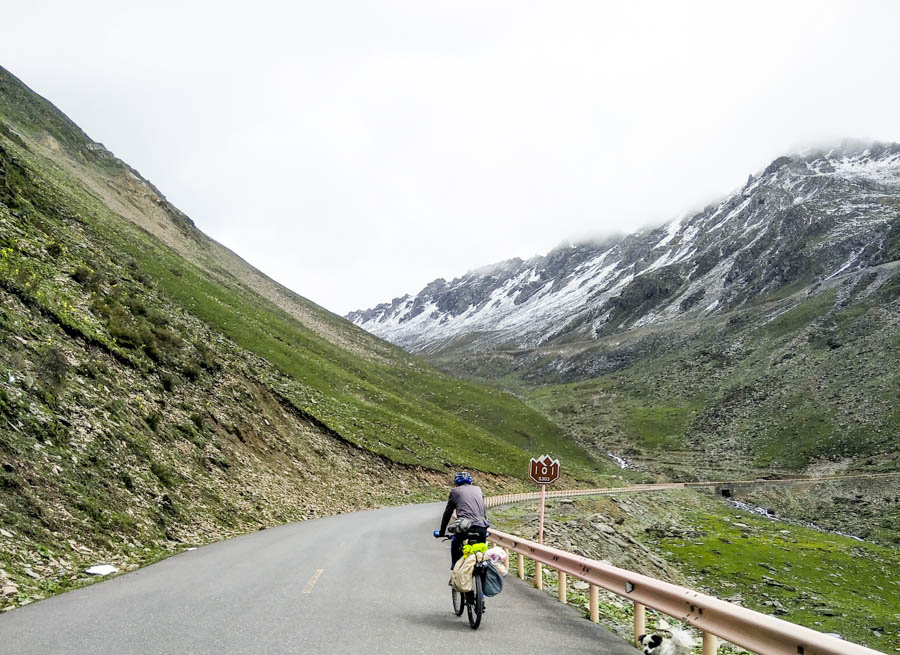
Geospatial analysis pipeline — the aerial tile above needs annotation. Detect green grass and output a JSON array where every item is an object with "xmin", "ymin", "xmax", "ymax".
[
  {"xmin": 752, "ymin": 396, "xmax": 885, "ymax": 468},
  {"xmin": 657, "ymin": 502, "xmax": 900, "ymax": 652},
  {"xmin": 529, "ymin": 371, "xmax": 705, "ymax": 456},
  {"xmin": 756, "ymin": 290, "xmax": 836, "ymax": 339},
  {"xmin": 624, "ymin": 403, "xmax": 699, "ymax": 449},
  {"xmin": 763, "ymin": 279, "xmax": 810, "ymax": 301}
]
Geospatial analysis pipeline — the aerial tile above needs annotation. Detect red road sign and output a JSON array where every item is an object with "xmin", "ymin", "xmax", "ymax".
[{"xmin": 530, "ymin": 455, "xmax": 560, "ymax": 484}]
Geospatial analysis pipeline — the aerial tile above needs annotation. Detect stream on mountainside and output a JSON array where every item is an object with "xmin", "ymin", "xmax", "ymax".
[{"xmin": 726, "ymin": 499, "xmax": 867, "ymax": 542}]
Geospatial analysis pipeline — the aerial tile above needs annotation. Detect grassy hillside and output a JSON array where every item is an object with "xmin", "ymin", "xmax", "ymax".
[
  {"xmin": 0, "ymin": 65, "xmax": 601, "ymax": 479},
  {"xmin": 0, "ymin": 66, "xmax": 609, "ymax": 610}
]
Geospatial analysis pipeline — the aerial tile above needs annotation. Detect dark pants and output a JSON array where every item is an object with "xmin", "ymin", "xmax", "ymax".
[{"xmin": 450, "ymin": 526, "xmax": 488, "ymax": 568}]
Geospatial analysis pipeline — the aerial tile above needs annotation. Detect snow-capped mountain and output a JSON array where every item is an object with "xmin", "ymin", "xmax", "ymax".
[{"xmin": 348, "ymin": 142, "xmax": 900, "ymax": 353}]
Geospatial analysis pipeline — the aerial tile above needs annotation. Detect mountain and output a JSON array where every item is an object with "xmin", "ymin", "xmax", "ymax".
[
  {"xmin": 0, "ymin": 66, "xmax": 609, "ymax": 609},
  {"xmin": 349, "ymin": 144, "xmax": 900, "ymax": 479},
  {"xmin": 349, "ymin": 142, "xmax": 899, "ymax": 353}
]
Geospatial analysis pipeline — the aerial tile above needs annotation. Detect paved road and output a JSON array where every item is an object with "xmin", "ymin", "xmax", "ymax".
[{"xmin": 0, "ymin": 502, "xmax": 638, "ymax": 654}]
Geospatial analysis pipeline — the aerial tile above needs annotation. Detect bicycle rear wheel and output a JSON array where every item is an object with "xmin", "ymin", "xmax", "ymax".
[
  {"xmin": 452, "ymin": 588, "xmax": 464, "ymax": 616},
  {"xmin": 466, "ymin": 571, "xmax": 483, "ymax": 629}
]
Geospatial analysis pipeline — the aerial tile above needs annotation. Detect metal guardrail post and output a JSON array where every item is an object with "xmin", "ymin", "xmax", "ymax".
[
  {"xmin": 517, "ymin": 553, "xmax": 524, "ymax": 579},
  {"xmin": 535, "ymin": 562, "xmax": 543, "ymax": 590},
  {"xmin": 703, "ymin": 631, "xmax": 718, "ymax": 654},
  {"xmin": 589, "ymin": 584, "xmax": 599, "ymax": 623},
  {"xmin": 558, "ymin": 570, "xmax": 567, "ymax": 604},
  {"xmin": 633, "ymin": 602, "xmax": 646, "ymax": 646}
]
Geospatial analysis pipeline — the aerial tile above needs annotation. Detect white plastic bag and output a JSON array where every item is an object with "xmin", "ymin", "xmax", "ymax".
[{"xmin": 485, "ymin": 546, "xmax": 509, "ymax": 576}]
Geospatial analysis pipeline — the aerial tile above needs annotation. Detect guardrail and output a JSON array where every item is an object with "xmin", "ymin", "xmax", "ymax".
[
  {"xmin": 682, "ymin": 471, "xmax": 900, "ymax": 488},
  {"xmin": 485, "ymin": 483, "xmax": 685, "ymax": 508},
  {"xmin": 484, "ymin": 487, "xmax": 887, "ymax": 655}
]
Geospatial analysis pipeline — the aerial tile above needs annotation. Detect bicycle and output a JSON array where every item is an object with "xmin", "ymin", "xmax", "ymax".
[{"xmin": 434, "ymin": 529, "xmax": 488, "ymax": 629}]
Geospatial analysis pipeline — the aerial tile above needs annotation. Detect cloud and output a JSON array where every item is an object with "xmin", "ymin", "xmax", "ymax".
[{"xmin": 3, "ymin": 1, "xmax": 899, "ymax": 313}]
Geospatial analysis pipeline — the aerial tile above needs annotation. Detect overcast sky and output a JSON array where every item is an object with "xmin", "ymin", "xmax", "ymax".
[{"xmin": 4, "ymin": 1, "xmax": 900, "ymax": 314}]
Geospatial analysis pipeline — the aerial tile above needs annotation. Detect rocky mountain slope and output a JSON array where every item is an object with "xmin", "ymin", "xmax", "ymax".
[
  {"xmin": 350, "ymin": 144, "xmax": 900, "ymax": 477},
  {"xmin": 350, "ymin": 142, "xmax": 899, "ymax": 353},
  {"xmin": 0, "ymin": 65, "xmax": 606, "ymax": 610}
]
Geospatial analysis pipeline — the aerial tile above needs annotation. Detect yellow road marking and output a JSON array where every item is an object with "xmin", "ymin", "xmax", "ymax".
[{"xmin": 302, "ymin": 569, "xmax": 324, "ymax": 594}]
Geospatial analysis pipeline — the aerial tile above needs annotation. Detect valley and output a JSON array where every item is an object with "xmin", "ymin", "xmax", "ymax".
[{"xmin": 0, "ymin": 57, "xmax": 897, "ymax": 655}]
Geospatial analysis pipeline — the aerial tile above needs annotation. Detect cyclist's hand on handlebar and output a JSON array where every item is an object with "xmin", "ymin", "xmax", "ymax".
[{"xmin": 433, "ymin": 530, "xmax": 443, "ymax": 538}]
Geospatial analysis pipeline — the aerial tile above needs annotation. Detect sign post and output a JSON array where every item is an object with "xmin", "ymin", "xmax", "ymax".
[
  {"xmin": 539, "ymin": 482, "xmax": 546, "ymax": 545},
  {"xmin": 529, "ymin": 455, "xmax": 560, "ymax": 545}
]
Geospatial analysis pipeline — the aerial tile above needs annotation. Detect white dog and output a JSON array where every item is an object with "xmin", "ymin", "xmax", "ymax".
[{"xmin": 638, "ymin": 627, "xmax": 696, "ymax": 655}]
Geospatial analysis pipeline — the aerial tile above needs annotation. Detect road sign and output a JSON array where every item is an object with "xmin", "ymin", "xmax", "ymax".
[
  {"xmin": 530, "ymin": 455, "xmax": 560, "ymax": 547},
  {"xmin": 529, "ymin": 455, "xmax": 560, "ymax": 484}
]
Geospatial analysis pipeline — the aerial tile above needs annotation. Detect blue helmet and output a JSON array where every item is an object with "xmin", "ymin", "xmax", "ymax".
[{"xmin": 454, "ymin": 471, "xmax": 473, "ymax": 485}]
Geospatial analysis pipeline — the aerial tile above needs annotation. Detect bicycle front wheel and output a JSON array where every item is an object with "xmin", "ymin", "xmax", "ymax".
[
  {"xmin": 452, "ymin": 588, "xmax": 464, "ymax": 616},
  {"xmin": 466, "ymin": 572, "xmax": 483, "ymax": 629}
]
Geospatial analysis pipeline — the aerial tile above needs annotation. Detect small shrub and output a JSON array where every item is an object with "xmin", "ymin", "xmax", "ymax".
[
  {"xmin": 146, "ymin": 308, "xmax": 169, "ymax": 327},
  {"xmin": 122, "ymin": 429, "xmax": 151, "ymax": 458},
  {"xmin": 77, "ymin": 497, "xmax": 104, "ymax": 523},
  {"xmin": 193, "ymin": 341, "xmax": 220, "ymax": 372},
  {"xmin": 77, "ymin": 357, "xmax": 109, "ymax": 379},
  {"xmin": 190, "ymin": 413, "xmax": 205, "ymax": 430},
  {"xmin": 187, "ymin": 431, "xmax": 208, "ymax": 449},
  {"xmin": 39, "ymin": 346, "xmax": 69, "ymax": 390},
  {"xmin": 182, "ymin": 362, "xmax": 201, "ymax": 382},
  {"xmin": 45, "ymin": 241, "xmax": 63, "ymax": 258},
  {"xmin": 142, "ymin": 333, "xmax": 163, "ymax": 364},
  {"xmin": 124, "ymin": 295, "xmax": 148, "ymax": 316},
  {"xmin": 160, "ymin": 372, "xmax": 176, "ymax": 392},
  {"xmin": 152, "ymin": 325, "xmax": 181, "ymax": 348},
  {"xmin": 150, "ymin": 460, "xmax": 176, "ymax": 488},
  {"xmin": 145, "ymin": 412, "xmax": 161, "ymax": 432},
  {"xmin": 108, "ymin": 318, "xmax": 142, "ymax": 350},
  {"xmin": 71, "ymin": 265, "xmax": 104, "ymax": 291}
]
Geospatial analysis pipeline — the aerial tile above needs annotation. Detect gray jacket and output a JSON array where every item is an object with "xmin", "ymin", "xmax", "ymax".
[{"xmin": 440, "ymin": 483, "xmax": 489, "ymax": 534}]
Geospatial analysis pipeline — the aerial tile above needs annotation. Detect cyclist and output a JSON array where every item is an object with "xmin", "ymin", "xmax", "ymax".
[{"xmin": 438, "ymin": 471, "xmax": 490, "ymax": 568}]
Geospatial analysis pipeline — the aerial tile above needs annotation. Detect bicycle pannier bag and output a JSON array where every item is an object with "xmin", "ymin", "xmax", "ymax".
[
  {"xmin": 451, "ymin": 553, "xmax": 477, "ymax": 592},
  {"xmin": 482, "ymin": 561, "xmax": 504, "ymax": 597}
]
